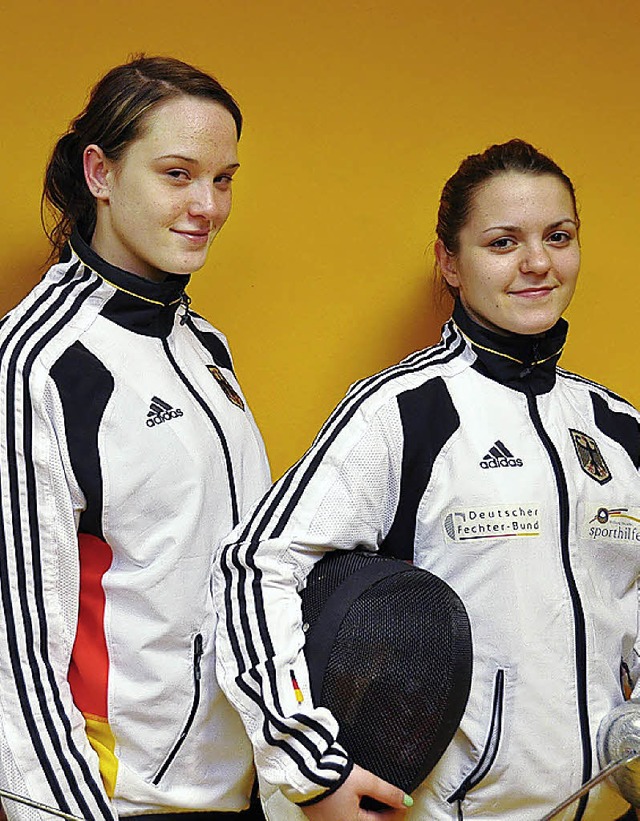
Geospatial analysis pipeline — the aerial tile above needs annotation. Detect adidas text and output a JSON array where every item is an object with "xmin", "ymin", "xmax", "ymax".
[
  {"xmin": 147, "ymin": 408, "xmax": 184, "ymax": 427},
  {"xmin": 146, "ymin": 396, "xmax": 184, "ymax": 428},
  {"xmin": 480, "ymin": 457, "xmax": 524, "ymax": 469},
  {"xmin": 480, "ymin": 439, "xmax": 523, "ymax": 469}
]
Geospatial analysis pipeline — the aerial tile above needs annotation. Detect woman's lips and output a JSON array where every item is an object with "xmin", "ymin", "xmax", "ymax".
[
  {"xmin": 509, "ymin": 287, "xmax": 555, "ymax": 298},
  {"xmin": 172, "ymin": 228, "xmax": 210, "ymax": 245}
]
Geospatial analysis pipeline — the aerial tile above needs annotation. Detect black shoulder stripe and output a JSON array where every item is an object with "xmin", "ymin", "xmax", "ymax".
[
  {"xmin": 382, "ymin": 378, "xmax": 460, "ymax": 559},
  {"xmin": 268, "ymin": 333, "xmax": 464, "ymax": 544},
  {"xmin": 232, "ymin": 326, "xmax": 463, "ymax": 597},
  {"xmin": 237, "ymin": 321, "xmax": 461, "ymax": 552},
  {"xmin": 591, "ymin": 391, "xmax": 640, "ymax": 469},
  {"xmin": 0, "ymin": 264, "xmax": 114, "ymax": 817},
  {"xmin": 50, "ymin": 342, "xmax": 115, "ymax": 540}
]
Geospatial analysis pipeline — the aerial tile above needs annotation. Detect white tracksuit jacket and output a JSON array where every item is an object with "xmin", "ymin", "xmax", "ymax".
[
  {"xmin": 0, "ymin": 232, "xmax": 271, "ymax": 819},
  {"xmin": 215, "ymin": 302, "xmax": 640, "ymax": 821}
]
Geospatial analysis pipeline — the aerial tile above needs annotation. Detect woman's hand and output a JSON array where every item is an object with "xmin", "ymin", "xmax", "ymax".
[{"xmin": 301, "ymin": 764, "xmax": 412, "ymax": 820}]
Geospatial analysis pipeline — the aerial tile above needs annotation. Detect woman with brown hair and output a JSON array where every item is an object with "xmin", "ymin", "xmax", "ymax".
[
  {"xmin": 216, "ymin": 139, "xmax": 640, "ymax": 820},
  {"xmin": 0, "ymin": 56, "xmax": 270, "ymax": 819}
]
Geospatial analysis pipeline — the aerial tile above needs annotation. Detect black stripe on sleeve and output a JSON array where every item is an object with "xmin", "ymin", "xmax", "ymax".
[
  {"xmin": 0, "ymin": 265, "xmax": 114, "ymax": 818},
  {"xmin": 1, "ymin": 263, "xmax": 86, "ymax": 812},
  {"xmin": 219, "ymin": 544, "xmax": 347, "ymax": 786}
]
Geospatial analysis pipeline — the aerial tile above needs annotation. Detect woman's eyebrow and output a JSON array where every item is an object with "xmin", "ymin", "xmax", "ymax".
[
  {"xmin": 482, "ymin": 224, "xmax": 519, "ymax": 234},
  {"xmin": 155, "ymin": 154, "xmax": 240, "ymax": 171},
  {"xmin": 481, "ymin": 218, "xmax": 577, "ymax": 234}
]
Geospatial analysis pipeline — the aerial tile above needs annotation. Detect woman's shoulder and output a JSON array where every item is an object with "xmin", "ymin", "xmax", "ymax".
[
  {"xmin": 557, "ymin": 367, "xmax": 639, "ymax": 416},
  {"xmin": 339, "ymin": 334, "xmax": 471, "ymax": 430}
]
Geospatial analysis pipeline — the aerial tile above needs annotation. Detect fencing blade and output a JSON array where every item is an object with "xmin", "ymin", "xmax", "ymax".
[
  {"xmin": 540, "ymin": 751, "xmax": 640, "ymax": 820},
  {"xmin": 0, "ymin": 787, "xmax": 85, "ymax": 820}
]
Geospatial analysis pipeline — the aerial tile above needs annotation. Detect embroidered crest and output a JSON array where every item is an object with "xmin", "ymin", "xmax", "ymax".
[
  {"xmin": 569, "ymin": 429, "xmax": 611, "ymax": 485},
  {"xmin": 207, "ymin": 365, "xmax": 245, "ymax": 410}
]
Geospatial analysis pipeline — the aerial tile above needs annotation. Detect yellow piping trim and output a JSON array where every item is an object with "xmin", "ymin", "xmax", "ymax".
[
  {"xmin": 69, "ymin": 240, "xmax": 182, "ymax": 307},
  {"xmin": 455, "ymin": 324, "xmax": 565, "ymax": 366},
  {"xmin": 612, "ymin": 513, "xmax": 640, "ymax": 523}
]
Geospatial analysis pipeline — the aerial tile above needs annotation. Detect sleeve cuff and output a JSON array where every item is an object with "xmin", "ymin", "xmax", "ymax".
[{"xmin": 295, "ymin": 758, "xmax": 354, "ymax": 807}]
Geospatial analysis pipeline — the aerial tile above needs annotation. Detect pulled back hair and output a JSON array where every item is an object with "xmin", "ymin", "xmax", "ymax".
[
  {"xmin": 42, "ymin": 55, "xmax": 243, "ymax": 259},
  {"xmin": 435, "ymin": 139, "xmax": 578, "ymax": 297}
]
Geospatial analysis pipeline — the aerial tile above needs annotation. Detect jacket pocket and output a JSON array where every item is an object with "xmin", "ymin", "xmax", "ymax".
[
  {"xmin": 448, "ymin": 668, "xmax": 505, "ymax": 812},
  {"xmin": 152, "ymin": 633, "xmax": 203, "ymax": 785}
]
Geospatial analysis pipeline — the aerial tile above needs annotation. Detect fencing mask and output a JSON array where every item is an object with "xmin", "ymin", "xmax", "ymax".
[{"xmin": 300, "ymin": 549, "xmax": 472, "ymax": 797}]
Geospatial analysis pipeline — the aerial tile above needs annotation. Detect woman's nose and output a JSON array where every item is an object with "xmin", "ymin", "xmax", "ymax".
[
  {"xmin": 520, "ymin": 243, "xmax": 552, "ymax": 275},
  {"xmin": 189, "ymin": 183, "xmax": 223, "ymax": 221}
]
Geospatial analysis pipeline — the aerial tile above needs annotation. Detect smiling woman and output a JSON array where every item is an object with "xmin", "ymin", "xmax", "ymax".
[
  {"xmin": 212, "ymin": 139, "xmax": 640, "ymax": 821},
  {"xmin": 435, "ymin": 172, "xmax": 580, "ymax": 335},
  {"xmin": 433, "ymin": 140, "xmax": 581, "ymax": 334},
  {"xmin": 0, "ymin": 56, "xmax": 270, "ymax": 820},
  {"xmin": 84, "ymin": 96, "xmax": 240, "ymax": 281}
]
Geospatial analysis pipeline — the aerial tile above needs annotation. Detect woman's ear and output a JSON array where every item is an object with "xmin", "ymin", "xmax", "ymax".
[
  {"xmin": 83, "ymin": 145, "xmax": 111, "ymax": 201},
  {"xmin": 435, "ymin": 239, "xmax": 460, "ymax": 290}
]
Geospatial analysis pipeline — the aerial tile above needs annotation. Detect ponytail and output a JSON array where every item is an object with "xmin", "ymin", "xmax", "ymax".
[{"xmin": 42, "ymin": 130, "xmax": 97, "ymax": 258}]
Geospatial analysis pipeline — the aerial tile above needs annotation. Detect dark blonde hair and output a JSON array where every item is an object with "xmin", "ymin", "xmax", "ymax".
[
  {"xmin": 435, "ymin": 139, "xmax": 579, "ymax": 298},
  {"xmin": 42, "ymin": 55, "xmax": 242, "ymax": 258}
]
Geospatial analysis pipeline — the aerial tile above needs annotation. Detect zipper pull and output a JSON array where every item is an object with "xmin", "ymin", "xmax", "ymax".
[
  {"xmin": 531, "ymin": 340, "xmax": 541, "ymax": 364},
  {"xmin": 180, "ymin": 292, "xmax": 192, "ymax": 325},
  {"xmin": 519, "ymin": 340, "xmax": 541, "ymax": 379}
]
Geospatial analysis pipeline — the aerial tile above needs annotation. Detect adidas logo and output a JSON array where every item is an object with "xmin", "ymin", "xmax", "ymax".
[
  {"xmin": 146, "ymin": 396, "xmax": 184, "ymax": 428},
  {"xmin": 479, "ymin": 440, "xmax": 523, "ymax": 469}
]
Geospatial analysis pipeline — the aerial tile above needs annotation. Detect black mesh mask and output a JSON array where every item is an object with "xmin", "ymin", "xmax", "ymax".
[{"xmin": 300, "ymin": 550, "xmax": 472, "ymax": 795}]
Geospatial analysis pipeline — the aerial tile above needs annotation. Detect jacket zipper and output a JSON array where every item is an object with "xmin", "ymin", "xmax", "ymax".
[
  {"xmin": 448, "ymin": 668, "xmax": 505, "ymax": 817},
  {"xmin": 161, "ymin": 336, "xmax": 239, "ymax": 527},
  {"xmin": 152, "ymin": 633, "xmax": 203, "ymax": 784},
  {"xmin": 526, "ymin": 390, "xmax": 592, "ymax": 821}
]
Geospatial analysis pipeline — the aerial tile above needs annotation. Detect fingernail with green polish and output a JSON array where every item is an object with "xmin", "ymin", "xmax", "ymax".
[{"xmin": 403, "ymin": 793, "xmax": 414, "ymax": 808}]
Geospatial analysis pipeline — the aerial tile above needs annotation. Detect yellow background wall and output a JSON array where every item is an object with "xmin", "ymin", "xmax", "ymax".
[{"xmin": 2, "ymin": 0, "xmax": 638, "ymax": 478}]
